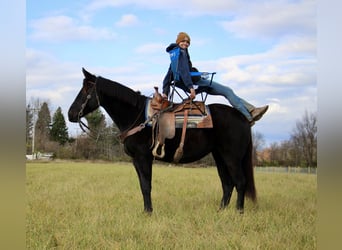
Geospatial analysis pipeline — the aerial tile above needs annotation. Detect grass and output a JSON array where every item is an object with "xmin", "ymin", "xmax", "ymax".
[{"xmin": 26, "ymin": 161, "xmax": 316, "ymax": 249}]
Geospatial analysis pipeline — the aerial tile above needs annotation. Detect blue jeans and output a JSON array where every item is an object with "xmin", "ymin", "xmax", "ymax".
[{"xmin": 195, "ymin": 79, "xmax": 254, "ymax": 121}]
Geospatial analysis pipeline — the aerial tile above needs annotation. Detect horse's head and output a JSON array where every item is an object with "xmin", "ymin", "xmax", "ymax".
[{"xmin": 68, "ymin": 68, "xmax": 100, "ymax": 122}]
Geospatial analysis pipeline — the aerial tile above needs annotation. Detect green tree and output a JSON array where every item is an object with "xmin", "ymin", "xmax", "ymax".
[
  {"xmin": 84, "ymin": 108, "xmax": 107, "ymax": 141},
  {"xmin": 73, "ymin": 109, "xmax": 107, "ymax": 159},
  {"xmin": 26, "ymin": 104, "xmax": 34, "ymax": 154},
  {"xmin": 35, "ymin": 102, "xmax": 52, "ymax": 152},
  {"xmin": 50, "ymin": 107, "xmax": 69, "ymax": 145}
]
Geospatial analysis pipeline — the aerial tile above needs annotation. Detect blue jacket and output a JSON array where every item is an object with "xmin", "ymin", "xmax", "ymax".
[{"xmin": 162, "ymin": 43, "xmax": 194, "ymax": 96}]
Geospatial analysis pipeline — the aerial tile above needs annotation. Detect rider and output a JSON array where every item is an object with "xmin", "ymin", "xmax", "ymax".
[{"xmin": 162, "ymin": 32, "xmax": 268, "ymax": 125}]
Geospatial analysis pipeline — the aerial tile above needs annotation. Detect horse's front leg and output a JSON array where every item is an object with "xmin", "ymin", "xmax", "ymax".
[{"xmin": 132, "ymin": 156, "xmax": 153, "ymax": 213}]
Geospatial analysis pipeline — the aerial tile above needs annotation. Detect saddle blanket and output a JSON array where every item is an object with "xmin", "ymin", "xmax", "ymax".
[{"xmin": 145, "ymin": 99, "xmax": 213, "ymax": 128}]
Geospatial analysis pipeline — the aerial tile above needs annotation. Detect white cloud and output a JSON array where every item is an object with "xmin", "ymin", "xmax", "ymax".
[
  {"xmin": 192, "ymin": 35, "xmax": 316, "ymax": 133},
  {"xmin": 85, "ymin": 0, "xmax": 238, "ymax": 14},
  {"xmin": 26, "ymin": 49, "xmax": 81, "ymax": 87},
  {"xmin": 212, "ymin": 37, "xmax": 316, "ymax": 88},
  {"xmin": 115, "ymin": 14, "xmax": 140, "ymax": 27},
  {"xmin": 29, "ymin": 15, "xmax": 117, "ymax": 42},
  {"xmin": 272, "ymin": 36, "xmax": 316, "ymax": 56},
  {"xmin": 220, "ymin": 0, "xmax": 316, "ymax": 39},
  {"xmin": 260, "ymin": 86, "xmax": 317, "ymax": 141}
]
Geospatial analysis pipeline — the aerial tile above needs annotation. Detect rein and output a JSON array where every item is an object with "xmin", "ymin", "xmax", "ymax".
[
  {"xmin": 118, "ymin": 94, "xmax": 174, "ymax": 143},
  {"xmin": 118, "ymin": 102, "xmax": 155, "ymax": 143},
  {"xmin": 119, "ymin": 95, "xmax": 175, "ymax": 143},
  {"xmin": 77, "ymin": 78, "xmax": 101, "ymax": 140}
]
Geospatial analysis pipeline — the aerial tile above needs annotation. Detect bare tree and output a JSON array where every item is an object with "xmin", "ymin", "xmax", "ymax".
[
  {"xmin": 252, "ymin": 130, "xmax": 265, "ymax": 166},
  {"xmin": 268, "ymin": 142, "xmax": 280, "ymax": 166},
  {"xmin": 291, "ymin": 111, "xmax": 317, "ymax": 167},
  {"xmin": 26, "ymin": 98, "xmax": 51, "ymax": 156}
]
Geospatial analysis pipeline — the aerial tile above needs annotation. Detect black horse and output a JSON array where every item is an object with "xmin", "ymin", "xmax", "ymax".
[{"xmin": 68, "ymin": 68, "xmax": 256, "ymax": 213}]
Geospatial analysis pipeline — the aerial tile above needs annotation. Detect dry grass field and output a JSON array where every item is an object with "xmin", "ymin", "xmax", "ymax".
[{"xmin": 26, "ymin": 161, "xmax": 316, "ymax": 249}]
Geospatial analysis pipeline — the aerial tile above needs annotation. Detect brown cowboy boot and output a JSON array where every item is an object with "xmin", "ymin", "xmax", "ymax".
[{"xmin": 251, "ymin": 105, "xmax": 269, "ymax": 122}]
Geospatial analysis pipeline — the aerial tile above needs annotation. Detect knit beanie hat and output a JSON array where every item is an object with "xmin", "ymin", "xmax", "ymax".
[{"xmin": 176, "ymin": 32, "xmax": 191, "ymax": 44}]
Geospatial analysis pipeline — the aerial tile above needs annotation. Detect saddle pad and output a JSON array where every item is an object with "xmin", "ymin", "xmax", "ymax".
[{"xmin": 145, "ymin": 99, "xmax": 213, "ymax": 129}]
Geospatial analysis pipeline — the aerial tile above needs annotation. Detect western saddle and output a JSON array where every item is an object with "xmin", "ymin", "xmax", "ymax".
[{"xmin": 149, "ymin": 87, "xmax": 212, "ymax": 162}]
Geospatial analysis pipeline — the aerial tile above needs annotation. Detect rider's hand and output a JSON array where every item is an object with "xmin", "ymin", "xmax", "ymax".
[{"xmin": 190, "ymin": 88, "xmax": 196, "ymax": 99}]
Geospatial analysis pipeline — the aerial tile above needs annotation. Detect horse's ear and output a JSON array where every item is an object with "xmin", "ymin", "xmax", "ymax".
[{"xmin": 82, "ymin": 67, "xmax": 92, "ymax": 78}]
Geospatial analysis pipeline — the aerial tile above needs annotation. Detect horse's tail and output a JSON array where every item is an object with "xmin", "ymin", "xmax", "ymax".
[{"xmin": 244, "ymin": 137, "xmax": 257, "ymax": 202}]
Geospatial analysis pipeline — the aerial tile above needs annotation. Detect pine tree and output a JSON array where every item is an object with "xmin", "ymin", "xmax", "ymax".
[
  {"xmin": 35, "ymin": 102, "xmax": 52, "ymax": 152},
  {"xmin": 50, "ymin": 107, "xmax": 69, "ymax": 145},
  {"xmin": 78, "ymin": 109, "xmax": 107, "ymax": 159},
  {"xmin": 85, "ymin": 108, "xmax": 106, "ymax": 139}
]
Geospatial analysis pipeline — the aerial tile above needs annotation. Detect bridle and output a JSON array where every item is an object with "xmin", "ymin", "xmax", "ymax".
[
  {"xmin": 77, "ymin": 78, "xmax": 101, "ymax": 140},
  {"xmin": 77, "ymin": 76, "xmax": 153, "ymax": 143}
]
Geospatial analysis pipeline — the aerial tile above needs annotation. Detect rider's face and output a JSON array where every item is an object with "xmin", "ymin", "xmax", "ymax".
[{"xmin": 179, "ymin": 39, "xmax": 190, "ymax": 49}]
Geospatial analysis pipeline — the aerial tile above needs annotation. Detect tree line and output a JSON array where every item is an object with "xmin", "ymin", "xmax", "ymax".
[
  {"xmin": 26, "ymin": 98, "xmax": 316, "ymax": 167},
  {"xmin": 252, "ymin": 111, "xmax": 317, "ymax": 168}
]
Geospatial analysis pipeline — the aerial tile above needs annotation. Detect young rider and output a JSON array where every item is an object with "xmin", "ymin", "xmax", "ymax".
[{"xmin": 162, "ymin": 32, "xmax": 268, "ymax": 125}]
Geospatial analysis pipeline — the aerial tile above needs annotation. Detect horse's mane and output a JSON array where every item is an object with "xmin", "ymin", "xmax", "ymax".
[{"xmin": 97, "ymin": 76, "xmax": 145, "ymax": 107}]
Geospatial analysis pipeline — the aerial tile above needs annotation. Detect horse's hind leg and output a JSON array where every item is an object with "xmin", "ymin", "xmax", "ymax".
[
  {"xmin": 212, "ymin": 151, "xmax": 234, "ymax": 210},
  {"xmin": 233, "ymin": 167, "xmax": 246, "ymax": 214},
  {"xmin": 213, "ymin": 150, "xmax": 246, "ymax": 213}
]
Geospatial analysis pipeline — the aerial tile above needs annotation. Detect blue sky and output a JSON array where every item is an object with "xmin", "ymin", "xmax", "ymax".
[{"xmin": 26, "ymin": 0, "xmax": 316, "ymax": 146}]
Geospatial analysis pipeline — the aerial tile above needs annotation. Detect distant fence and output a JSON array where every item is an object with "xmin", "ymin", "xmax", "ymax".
[{"xmin": 255, "ymin": 166, "xmax": 317, "ymax": 174}]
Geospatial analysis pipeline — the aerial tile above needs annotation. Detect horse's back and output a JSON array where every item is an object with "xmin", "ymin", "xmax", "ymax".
[
  {"xmin": 209, "ymin": 103, "xmax": 251, "ymax": 149},
  {"xmin": 209, "ymin": 103, "xmax": 250, "ymax": 133}
]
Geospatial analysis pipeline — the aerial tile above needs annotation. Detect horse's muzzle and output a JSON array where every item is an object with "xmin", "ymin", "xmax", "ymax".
[{"xmin": 68, "ymin": 109, "xmax": 78, "ymax": 122}]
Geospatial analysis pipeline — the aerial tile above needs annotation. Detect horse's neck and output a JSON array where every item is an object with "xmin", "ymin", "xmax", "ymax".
[
  {"xmin": 101, "ymin": 101, "xmax": 142, "ymax": 131},
  {"xmin": 96, "ymin": 79, "xmax": 145, "ymax": 131}
]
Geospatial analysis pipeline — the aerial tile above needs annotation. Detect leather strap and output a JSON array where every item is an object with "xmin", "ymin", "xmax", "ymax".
[
  {"xmin": 119, "ymin": 123, "xmax": 145, "ymax": 143},
  {"xmin": 173, "ymin": 109, "xmax": 188, "ymax": 162},
  {"xmin": 180, "ymin": 110, "xmax": 189, "ymax": 146}
]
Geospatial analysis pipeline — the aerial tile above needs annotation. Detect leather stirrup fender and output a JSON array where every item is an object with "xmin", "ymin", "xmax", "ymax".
[{"xmin": 173, "ymin": 109, "xmax": 189, "ymax": 163}]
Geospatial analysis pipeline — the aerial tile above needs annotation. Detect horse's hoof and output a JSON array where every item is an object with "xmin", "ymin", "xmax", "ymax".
[
  {"xmin": 144, "ymin": 208, "xmax": 153, "ymax": 216},
  {"xmin": 217, "ymin": 205, "xmax": 226, "ymax": 212}
]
